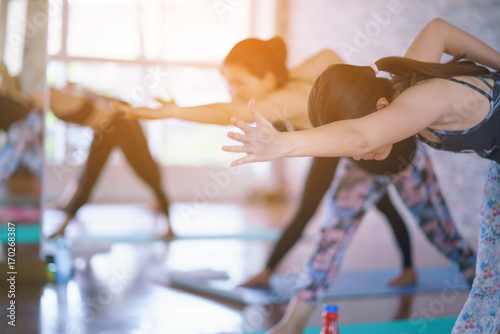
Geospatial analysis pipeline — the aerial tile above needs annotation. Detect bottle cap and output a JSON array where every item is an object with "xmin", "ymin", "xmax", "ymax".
[{"xmin": 323, "ymin": 304, "xmax": 338, "ymax": 313}]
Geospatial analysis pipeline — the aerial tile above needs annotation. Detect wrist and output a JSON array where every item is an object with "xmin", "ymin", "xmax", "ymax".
[
  {"xmin": 280, "ymin": 131, "xmax": 301, "ymax": 157},
  {"xmin": 164, "ymin": 104, "xmax": 181, "ymax": 118}
]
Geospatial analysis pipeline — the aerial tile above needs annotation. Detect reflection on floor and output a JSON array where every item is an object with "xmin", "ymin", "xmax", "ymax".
[{"xmin": 7, "ymin": 202, "xmax": 474, "ymax": 333}]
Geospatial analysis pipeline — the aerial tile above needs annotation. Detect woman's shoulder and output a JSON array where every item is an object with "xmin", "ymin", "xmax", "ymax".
[
  {"xmin": 289, "ymin": 49, "xmax": 344, "ymax": 82},
  {"xmin": 270, "ymin": 79, "xmax": 312, "ymax": 97}
]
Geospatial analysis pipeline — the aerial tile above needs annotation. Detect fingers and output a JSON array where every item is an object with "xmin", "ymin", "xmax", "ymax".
[
  {"xmin": 230, "ymin": 156, "xmax": 254, "ymax": 167},
  {"xmin": 155, "ymin": 97, "xmax": 176, "ymax": 106},
  {"xmin": 247, "ymin": 98, "xmax": 256, "ymax": 115},
  {"xmin": 155, "ymin": 97, "xmax": 167, "ymax": 105},
  {"xmin": 112, "ymin": 104, "xmax": 136, "ymax": 120},
  {"xmin": 230, "ymin": 117, "xmax": 254, "ymax": 134},
  {"xmin": 248, "ymin": 99, "xmax": 270, "ymax": 126},
  {"xmin": 222, "ymin": 144, "xmax": 247, "ymax": 153},
  {"xmin": 110, "ymin": 101, "xmax": 131, "ymax": 119},
  {"xmin": 222, "ymin": 144, "xmax": 255, "ymax": 166},
  {"xmin": 110, "ymin": 101, "xmax": 128, "ymax": 112},
  {"xmin": 227, "ymin": 131, "xmax": 249, "ymax": 144},
  {"xmin": 155, "ymin": 97, "xmax": 170, "ymax": 105},
  {"xmin": 253, "ymin": 109, "xmax": 270, "ymax": 126}
]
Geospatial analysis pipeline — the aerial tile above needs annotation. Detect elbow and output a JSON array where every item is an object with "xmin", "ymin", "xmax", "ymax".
[
  {"xmin": 429, "ymin": 17, "xmax": 447, "ymax": 26},
  {"xmin": 423, "ymin": 18, "xmax": 449, "ymax": 37},
  {"xmin": 426, "ymin": 17, "xmax": 447, "ymax": 30},
  {"xmin": 355, "ymin": 135, "xmax": 371, "ymax": 156}
]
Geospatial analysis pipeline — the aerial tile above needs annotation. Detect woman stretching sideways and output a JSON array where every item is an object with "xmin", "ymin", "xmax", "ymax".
[{"xmin": 224, "ymin": 18, "xmax": 500, "ymax": 334}]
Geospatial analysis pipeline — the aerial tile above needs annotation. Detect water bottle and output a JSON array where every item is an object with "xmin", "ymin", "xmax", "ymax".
[
  {"xmin": 320, "ymin": 304, "xmax": 340, "ymax": 334},
  {"xmin": 45, "ymin": 255, "xmax": 57, "ymax": 283},
  {"xmin": 54, "ymin": 237, "xmax": 73, "ymax": 283}
]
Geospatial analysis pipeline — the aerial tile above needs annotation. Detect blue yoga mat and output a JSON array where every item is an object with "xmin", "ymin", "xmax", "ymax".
[
  {"xmin": 68, "ymin": 229, "xmax": 281, "ymax": 243},
  {"xmin": 0, "ymin": 222, "xmax": 41, "ymax": 244},
  {"xmin": 248, "ymin": 316, "xmax": 457, "ymax": 334},
  {"xmin": 168, "ymin": 266, "xmax": 469, "ymax": 305}
]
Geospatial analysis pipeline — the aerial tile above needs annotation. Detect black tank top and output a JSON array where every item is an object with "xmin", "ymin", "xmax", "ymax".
[{"xmin": 416, "ymin": 73, "xmax": 500, "ymax": 164}]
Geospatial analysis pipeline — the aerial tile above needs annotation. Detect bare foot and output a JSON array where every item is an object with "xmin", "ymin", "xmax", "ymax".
[
  {"xmin": 47, "ymin": 226, "xmax": 67, "ymax": 239},
  {"xmin": 388, "ymin": 268, "xmax": 417, "ymax": 286},
  {"xmin": 47, "ymin": 214, "xmax": 73, "ymax": 239},
  {"xmin": 160, "ymin": 228, "xmax": 175, "ymax": 239}
]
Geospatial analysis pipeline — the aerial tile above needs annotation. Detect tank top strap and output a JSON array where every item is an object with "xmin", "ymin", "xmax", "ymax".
[
  {"xmin": 478, "ymin": 76, "xmax": 494, "ymax": 90},
  {"xmin": 446, "ymin": 77, "xmax": 492, "ymax": 101}
]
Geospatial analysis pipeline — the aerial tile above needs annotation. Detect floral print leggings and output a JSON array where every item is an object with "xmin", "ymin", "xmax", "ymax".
[
  {"xmin": 294, "ymin": 143, "xmax": 477, "ymax": 305},
  {"xmin": 0, "ymin": 111, "xmax": 43, "ymax": 203},
  {"xmin": 453, "ymin": 161, "xmax": 500, "ymax": 333}
]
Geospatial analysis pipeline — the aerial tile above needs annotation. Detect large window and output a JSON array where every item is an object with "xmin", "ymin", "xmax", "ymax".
[
  {"xmin": 46, "ymin": 0, "xmax": 275, "ymax": 166},
  {"xmin": 2, "ymin": 0, "xmax": 28, "ymax": 76}
]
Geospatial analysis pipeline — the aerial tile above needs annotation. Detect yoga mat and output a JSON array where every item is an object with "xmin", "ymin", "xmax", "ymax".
[
  {"xmin": 168, "ymin": 266, "xmax": 470, "ymax": 305},
  {"xmin": 68, "ymin": 229, "xmax": 281, "ymax": 243},
  {"xmin": 0, "ymin": 222, "xmax": 41, "ymax": 244},
  {"xmin": 248, "ymin": 316, "xmax": 457, "ymax": 334}
]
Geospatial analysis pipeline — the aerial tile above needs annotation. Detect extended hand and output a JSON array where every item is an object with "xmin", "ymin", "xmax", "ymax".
[
  {"xmin": 222, "ymin": 99, "xmax": 287, "ymax": 166},
  {"xmin": 110, "ymin": 101, "xmax": 135, "ymax": 119},
  {"xmin": 112, "ymin": 101, "xmax": 176, "ymax": 120}
]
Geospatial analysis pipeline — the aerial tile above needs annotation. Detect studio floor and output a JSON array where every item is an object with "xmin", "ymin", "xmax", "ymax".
[{"xmin": 5, "ymin": 200, "xmax": 475, "ymax": 334}]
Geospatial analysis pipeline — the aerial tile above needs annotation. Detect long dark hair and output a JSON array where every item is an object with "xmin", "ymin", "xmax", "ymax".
[
  {"xmin": 223, "ymin": 37, "xmax": 288, "ymax": 87},
  {"xmin": 308, "ymin": 56, "xmax": 491, "ymax": 127}
]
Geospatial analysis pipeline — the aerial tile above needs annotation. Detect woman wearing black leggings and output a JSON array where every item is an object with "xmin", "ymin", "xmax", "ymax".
[
  {"xmin": 240, "ymin": 155, "xmax": 416, "ymax": 288},
  {"xmin": 32, "ymin": 87, "xmax": 173, "ymax": 238}
]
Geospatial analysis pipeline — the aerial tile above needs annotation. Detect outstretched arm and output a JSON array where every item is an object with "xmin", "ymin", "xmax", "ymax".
[
  {"xmin": 119, "ymin": 88, "xmax": 309, "ymax": 127},
  {"xmin": 119, "ymin": 49, "xmax": 345, "ymax": 126},
  {"xmin": 404, "ymin": 18, "xmax": 500, "ymax": 69},
  {"xmin": 223, "ymin": 79, "xmax": 446, "ymax": 165},
  {"xmin": 121, "ymin": 102, "xmax": 248, "ymax": 125},
  {"xmin": 223, "ymin": 19, "xmax": 500, "ymax": 165}
]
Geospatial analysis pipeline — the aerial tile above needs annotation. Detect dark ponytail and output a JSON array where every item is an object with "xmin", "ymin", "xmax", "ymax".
[
  {"xmin": 376, "ymin": 56, "xmax": 491, "ymax": 95},
  {"xmin": 308, "ymin": 57, "xmax": 491, "ymax": 128},
  {"xmin": 223, "ymin": 36, "xmax": 289, "ymax": 87}
]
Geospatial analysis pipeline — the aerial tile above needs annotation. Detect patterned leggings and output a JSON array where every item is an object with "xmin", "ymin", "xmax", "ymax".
[
  {"xmin": 294, "ymin": 143, "xmax": 476, "ymax": 304},
  {"xmin": 453, "ymin": 161, "xmax": 500, "ymax": 333},
  {"xmin": 0, "ymin": 111, "xmax": 43, "ymax": 203}
]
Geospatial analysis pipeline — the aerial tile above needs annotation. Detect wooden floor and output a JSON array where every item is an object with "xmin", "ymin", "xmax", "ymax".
[{"xmin": 5, "ymin": 200, "xmax": 474, "ymax": 334}]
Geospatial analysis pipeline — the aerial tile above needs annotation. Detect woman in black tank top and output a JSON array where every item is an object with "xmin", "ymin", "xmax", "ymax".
[
  {"xmin": 114, "ymin": 36, "xmax": 442, "ymax": 289},
  {"xmin": 224, "ymin": 18, "xmax": 500, "ymax": 333},
  {"xmin": 117, "ymin": 35, "xmax": 475, "ymax": 334}
]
